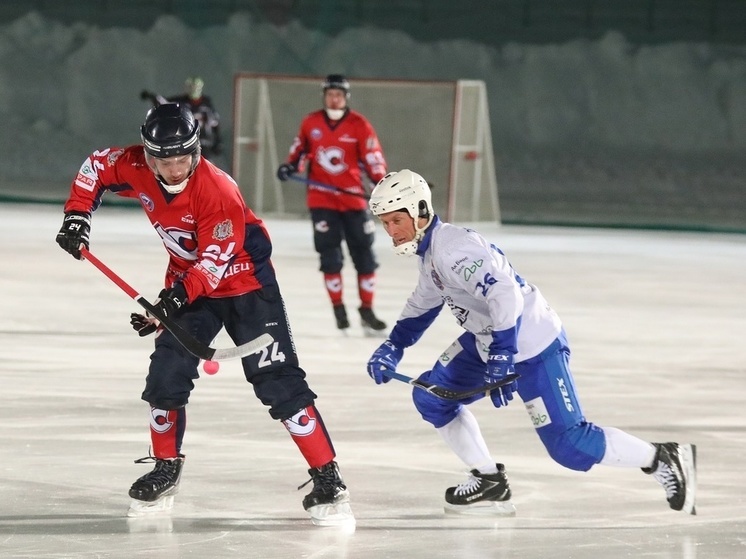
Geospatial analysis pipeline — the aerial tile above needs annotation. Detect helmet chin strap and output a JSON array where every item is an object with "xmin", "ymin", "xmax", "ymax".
[
  {"xmin": 325, "ymin": 108, "xmax": 345, "ymax": 120},
  {"xmin": 159, "ymin": 176, "xmax": 190, "ymax": 194},
  {"xmin": 393, "ymin": 240, "xmax": 418, "ymax": 256}
]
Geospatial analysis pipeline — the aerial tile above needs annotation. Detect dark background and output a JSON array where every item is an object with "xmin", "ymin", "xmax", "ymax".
[{"xmin": 1, "ymin": 0, "xmax": 744, "ymax": 232}]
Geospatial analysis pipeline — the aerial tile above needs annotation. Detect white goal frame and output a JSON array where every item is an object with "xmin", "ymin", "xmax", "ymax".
[{"xmin": 232, "ymin": 74, "xmax": 500, "ymax": 223}]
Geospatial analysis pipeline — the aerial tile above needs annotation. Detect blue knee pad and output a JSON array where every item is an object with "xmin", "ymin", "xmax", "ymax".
[{"xmin": 537, "ymin": 421, "xmax": 606, "ymax": 471}]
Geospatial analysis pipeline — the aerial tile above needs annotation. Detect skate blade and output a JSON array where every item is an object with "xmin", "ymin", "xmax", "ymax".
[
  {"xmin": 307, "ymin": 502, "xmax": 356, "ymax": 528},
  {"xmin": 127, "ymin": 495, "xmax": 175, "ymax": 517},
  {"xmin": 126, "ymin": 515, "xmax": 174, "ymax": 533},
  {"xmin": 681, "ymin": 444, "xmax": 697, "ymax": 515},
  {"xmin": 444, "ymin": 500, "xmax": 517, "ymax": 517}
]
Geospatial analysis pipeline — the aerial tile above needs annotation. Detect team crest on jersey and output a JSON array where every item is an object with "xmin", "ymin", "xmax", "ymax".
[
  {"xmin": 311, "ymin": 128, "xmax": 323, "ymax": 140},
  {"xmin": 317, "ymin": 146, "xmax": 347, "ymax": 174},
  {"xmin": 212, "ymin": 219, "xmax": 234, "ymax": 241},
  {"xmin": 107, "ymin": 148, "xmax": 124, "ymax": 167},
  {"xmin": 431, "ymin": 268, "xmax": 444, "ymax": 290},
  {"xmin": 139, "ymin": 193, "xmax": 155, "ymax": 212}
]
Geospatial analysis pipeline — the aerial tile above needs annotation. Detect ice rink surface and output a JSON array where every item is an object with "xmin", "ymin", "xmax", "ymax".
[{"xmin": 2, "ymin": 204, "xmax": 745, "ymax": 559}]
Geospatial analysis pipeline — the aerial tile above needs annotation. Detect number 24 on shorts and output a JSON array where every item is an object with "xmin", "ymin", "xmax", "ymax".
[{"xmin": 257, "ymin": 342, "xmax": 286, "ymax": 367}]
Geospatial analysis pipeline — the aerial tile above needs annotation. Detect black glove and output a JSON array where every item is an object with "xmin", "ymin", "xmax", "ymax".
[
  {"xmin": 154, "ymin": 284, "xmax": 189, "ymax": 318},
  {"xmin": 130, "ymin": 313, "xmax": 158, "ymax": 337},
  {"xmin": 55, "ymin": 211, "xmax": 91, "ymax": 260},
  {"xmin": 276, "ymin": 163, "xmax": 297, "ymax": 181}
]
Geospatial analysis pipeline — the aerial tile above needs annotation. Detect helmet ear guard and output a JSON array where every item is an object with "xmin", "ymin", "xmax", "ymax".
[{"xmin": 418, "ymin": 200, "xmax": 430, "ymax": 218}]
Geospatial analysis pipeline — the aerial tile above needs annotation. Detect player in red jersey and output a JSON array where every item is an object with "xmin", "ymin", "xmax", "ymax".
[
  {"xmin": 277, "ymin": 74, "xmax": 388, "ymax": 336},
  {"xmin": 55, "ymin": 103, "xmax": 354, "ymax": 526}
]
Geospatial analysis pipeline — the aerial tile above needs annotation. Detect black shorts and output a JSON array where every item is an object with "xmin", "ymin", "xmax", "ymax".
[{"xmin": 142, "ymin": 284, "xmax": 316, "ymax": 420}]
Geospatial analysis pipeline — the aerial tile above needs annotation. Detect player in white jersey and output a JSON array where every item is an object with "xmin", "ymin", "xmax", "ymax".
[{"xmin": 365, "ymin": 169, "xmax": 697, "ymax": 516}]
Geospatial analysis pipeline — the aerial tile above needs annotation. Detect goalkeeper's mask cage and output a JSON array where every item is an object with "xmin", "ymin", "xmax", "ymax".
[
  {"xmin": 322, "ymin": 74, "xmax": 350, "ymax": 98},
  {"xmin": 369, "ymin": 169, "xmax": 434, "ymax": 256}
]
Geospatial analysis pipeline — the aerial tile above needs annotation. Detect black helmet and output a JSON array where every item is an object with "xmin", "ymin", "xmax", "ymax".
[
  {"xmin": 322, "ymin": 74, "xmax": 350, "ymax": 97},
  {"xmin": 140, "ymin": 103, "xmax": 200, "ymax": 158}
]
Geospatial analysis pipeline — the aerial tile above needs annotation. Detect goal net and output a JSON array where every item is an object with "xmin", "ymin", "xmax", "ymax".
[{"xmin": 232, "ymin": 74, "xmax": 500, "ymax": 222}]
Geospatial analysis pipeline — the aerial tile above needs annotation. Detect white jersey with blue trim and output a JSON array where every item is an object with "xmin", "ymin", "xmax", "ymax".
[{"xmin": 401, "ymin": 220, "xmax": 562, "ymax": 362}]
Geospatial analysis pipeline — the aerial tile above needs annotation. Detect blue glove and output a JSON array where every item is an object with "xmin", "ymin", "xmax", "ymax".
[
  {"xmin": 486, "ymin": 348, "xmax": 517, "ymax": 408},
  {"xmin": 276, "ymin": 163, "xmax": 297, "ymax": 181},
  {"xmin": 367, "ymin": 340, "xmax": 403, "ymax": 384}
]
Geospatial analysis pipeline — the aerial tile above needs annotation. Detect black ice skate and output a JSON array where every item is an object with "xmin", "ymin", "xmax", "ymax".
[
  {"xmin": 333, "ymin": 304, "xmax": 350, "ymax": 332},
  {"xmin": 358, "ymin": 307, "xmax": 387, "ymax": 338},
  {"xmin": 127, "ymin": 455, "xmax": 185, "ymax": 517},
  {"xmin": 299, "ymin": 461, "xmax": 355, "ymax": 527},
  {"xmin": 642, "ymin": 442, "xmax": 697, "ymax": 515},
  {"xmin": 444, "ymin": 464, "xmax": 516, "ymax": 516}
]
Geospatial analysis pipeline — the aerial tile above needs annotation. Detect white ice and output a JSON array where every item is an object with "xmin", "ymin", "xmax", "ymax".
[{"xmin": 2, "ymin": 204, "xmax": 745, "ymax": 558}]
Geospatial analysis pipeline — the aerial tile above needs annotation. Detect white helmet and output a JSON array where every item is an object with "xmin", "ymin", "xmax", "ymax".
[{"xmin": 369, "ymin": 169, "xmax": 434, "ymax": 256}]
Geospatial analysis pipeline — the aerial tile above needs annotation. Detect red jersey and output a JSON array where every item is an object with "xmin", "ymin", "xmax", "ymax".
[
  {"xmin": 63, "ymin": 146, "xmax": 275, "ymax": 303},
  {"xmin": 285, "ymin": 109, "xmax": 387, "ymax": 211}
]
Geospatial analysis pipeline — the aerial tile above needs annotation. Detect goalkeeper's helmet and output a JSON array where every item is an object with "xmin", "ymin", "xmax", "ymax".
[
  {"xmin": 185, "ymin": 76, "xmax": 204, "ymax": 100},
  {"xmin": 322, "ymin": 74, "xmax": 350, "ymax": 98},
  {"xmin": 369, "ymin": 169, "xmax": 434, "ymax": 256},
  {"xmin": 141, "ymin": 103, "xmax": 201, "ymax": 158}
]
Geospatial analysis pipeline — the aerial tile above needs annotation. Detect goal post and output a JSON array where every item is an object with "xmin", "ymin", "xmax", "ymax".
[
  {"xmin": 450, "ymin": 80, "xmax": 501, "ymax": 224},
  {"xmin": 232, "ymin": 74, "xmax": 500, "ymax": 222}
]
